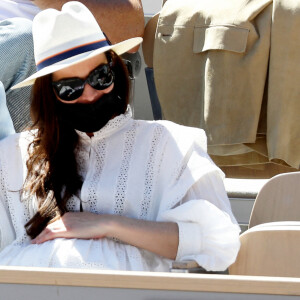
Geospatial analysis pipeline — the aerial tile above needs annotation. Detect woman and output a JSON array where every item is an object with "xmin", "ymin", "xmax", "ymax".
[{"xmin": 0, "ymin": 1, "xmax": 240, "ymax": 271}]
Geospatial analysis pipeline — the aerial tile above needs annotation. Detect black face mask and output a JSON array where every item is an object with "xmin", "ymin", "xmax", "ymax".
[{"xmin": 57, "ymin": 88, "xmax": 125, "ymax": 133}]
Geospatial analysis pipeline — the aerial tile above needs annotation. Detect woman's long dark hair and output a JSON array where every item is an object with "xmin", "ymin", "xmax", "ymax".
[{"xmin": 24, "ymin": 50, "xmax": 130, "ymax": 238}]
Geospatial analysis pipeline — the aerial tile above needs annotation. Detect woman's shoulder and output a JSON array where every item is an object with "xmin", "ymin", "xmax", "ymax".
[{"xmin": 135, "ymin": 119, "xmax": 207, "ymax": 152}]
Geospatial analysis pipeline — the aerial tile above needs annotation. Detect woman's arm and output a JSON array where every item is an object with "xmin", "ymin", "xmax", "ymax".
[
  {"xmin": 31, "ymin": 212, "xmax": 179, "ymax": 260},
  {"xmin": 32, "ymin": 0, "xmax": 144, "ymax": 51},
  {"xmin": 110, "ymin": 216, "xmax": 179, "ymax": 259}
]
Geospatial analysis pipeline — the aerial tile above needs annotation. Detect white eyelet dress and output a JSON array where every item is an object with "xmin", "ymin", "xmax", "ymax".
[{"xmin": 0, "ymin": 107, "xmax": 240, "ymax": 272}]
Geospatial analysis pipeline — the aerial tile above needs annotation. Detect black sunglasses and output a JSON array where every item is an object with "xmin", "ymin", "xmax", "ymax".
[{"xmin": 52, "ymin": 62, "xmax": 114, "ymax": 101}]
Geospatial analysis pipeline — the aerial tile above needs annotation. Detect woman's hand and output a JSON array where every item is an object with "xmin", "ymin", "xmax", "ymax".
[{"xmin": 31, "ymin": 212, "xmax": 110, "ymax": 244}]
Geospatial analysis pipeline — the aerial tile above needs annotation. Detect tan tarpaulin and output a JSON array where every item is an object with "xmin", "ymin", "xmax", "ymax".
[{"xmin": 143, "ymin": 0, "xmax": 300, "ymax": 173}]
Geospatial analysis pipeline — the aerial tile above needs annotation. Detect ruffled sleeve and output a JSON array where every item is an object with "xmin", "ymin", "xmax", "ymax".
[
  {"xmin": 156, "ymin": 122, "xmax": 240, "ymax": 271},
  {"xmin": 0, "ymin": 141, "xmax": 16, "ymax": 251},
  {"xmin": 161, "ymin": 192, "xmax": 241, "ymax": 271}
]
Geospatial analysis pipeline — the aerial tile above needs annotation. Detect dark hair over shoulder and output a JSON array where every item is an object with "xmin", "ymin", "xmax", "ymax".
[{"xmin": 24, "ymin": 50, "xmax": 130, "ymax": 238}]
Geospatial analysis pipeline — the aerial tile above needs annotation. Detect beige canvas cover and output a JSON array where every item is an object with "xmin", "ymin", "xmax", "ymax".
[{"xmin": 148, "ymin": 0, "xmax": 300, "ymax": 170}]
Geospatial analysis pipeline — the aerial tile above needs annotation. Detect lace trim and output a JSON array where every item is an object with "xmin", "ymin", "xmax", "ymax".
[
  {"xmin": 140, "ymin": 125, "xmax": 164, "ymax": 220},
  {"xmin": 66, "ymin": 194, "xmax": 80, "ymax": 212},
  {"xmin": 86, "ymin": 139, "xmax": 107, "ymax": 213},
  {"xmin": 0, "ymin": 155, "xmax": 10, "ymax": 218},
  {"xmin": 175, "ymin": 158, "xmax": 188, "ymax": 182},
  {"xmin": 113, "ymin": 122, "xmax": 137, "ymax": 215},
  {"xmin": 19, "ymin": 196, "xmax": 32, "ymax": 245},
  {"xmin": 75, "ymin": 142, "xmax": 90, "ymax": 179}
]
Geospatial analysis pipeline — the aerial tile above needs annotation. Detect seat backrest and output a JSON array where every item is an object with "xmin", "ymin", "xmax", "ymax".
[
  {"xmin": 249, "ymin": 172, "xmax": 300, "ymax": 228},
  {"xmin": 229, "ymin": 222, "xmax": 300, "ymax": 277}
]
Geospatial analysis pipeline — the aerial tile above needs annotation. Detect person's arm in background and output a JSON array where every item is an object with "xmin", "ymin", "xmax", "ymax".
[{"xmin": 32, "ymin": 0, "xmax": 144, "ymax": 52}]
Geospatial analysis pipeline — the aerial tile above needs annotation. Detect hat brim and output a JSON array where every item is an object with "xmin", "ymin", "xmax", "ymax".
[{"xmin": 12, "ymin": 37, "xmax": 143, "ymax": 89}]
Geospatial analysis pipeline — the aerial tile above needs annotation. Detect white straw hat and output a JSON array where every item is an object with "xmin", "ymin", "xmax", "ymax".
[{"xmin": 13, "ymin": 1, "xmax": 143, "ymax": 89}]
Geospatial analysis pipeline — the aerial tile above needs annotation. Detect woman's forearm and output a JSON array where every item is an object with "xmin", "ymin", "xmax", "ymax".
[
  {"xmin": 31, "ymin": 212, "xmax": 179, "ymax": 259},
  {"xmin": 107, "ymin": 216, "xmax": 179, "ymax": 260}
]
